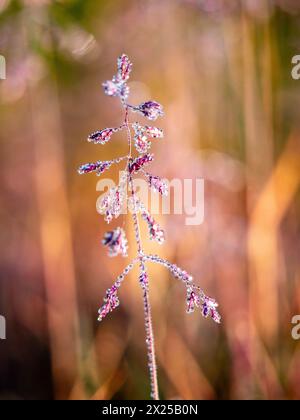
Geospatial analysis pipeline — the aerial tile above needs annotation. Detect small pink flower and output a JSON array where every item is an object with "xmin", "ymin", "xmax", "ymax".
[
  {"xmin": 102, "ymin": 79, "xmax": 119, "ymax": 96},
  {"xmin": 78, "ymin": 156, "xmax": 127, "ymax": 176},
  {"xmin": 186, "ymin": 287, "xmax": 221, "ymax": 324},
  {"xmin": 132, "ymin": 123, "xmax": 163, "ymax": 154},
  {"xmin": 136, "ymin": 101, "xmax": 164, "ymax": 121},
  {"xmin": 128, "ymin": 153, "xmax": 154, "ymax": 173},
  {"xmin": 117, "ymin": 54, "xmax": 132, "ymax": 81},
  {"xmin": 144, "ymin": 126, "xmax": 163, "ymax": 138},
  {"xmin": 87, "ymin": 128, "xmax": 119, "ymax": 145},
  {"xmin": 102, "ymin": 54, "xmax": 132, "ymax": 100},
  {"xmin": 98, "ymin": 173, "xmax": 127, "ymax": 223},
  {"xmin": 98, "ymin": 285, "xmax": 120, "ymax": 321},
  {"xmin": 102, "ymin": 77, "xmax": 129, "ymax": 99},
  {"xmin": 147, "ymin": 174, "xmax": 168, "ymax": 196},
  {"xmin": 102, "ymin": 227, "xmax": 128, "ymax": 257},
  {"xmin": 186, "ymin": 287, "xmax": 201, "ymax": 314},
  {"xmin": 134, "ymin": 133, "xmax": 150, "ymax": 154},
  {"xmin": 99, "ymin": 189, "xmax": 122, "ymax": 223},
  {"xmin": 202, "ymin": 295, "xmax": 221, "ymax": 324},
  {"xmin": 78, "ymin": 160, "xmax": 112, "ymax": 176},
  {"xmin": 139, "ymin": 271, "xmax": 149, "ymax": 289},
  {"xmin": 141, "ymin": 210, "xmax": 165, "ymax": 244}
]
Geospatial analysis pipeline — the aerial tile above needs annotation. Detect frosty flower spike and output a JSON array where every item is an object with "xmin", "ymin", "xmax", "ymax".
[{"xmin": 78, "ymin": 54, "xmax": 221, "ymax": 400}]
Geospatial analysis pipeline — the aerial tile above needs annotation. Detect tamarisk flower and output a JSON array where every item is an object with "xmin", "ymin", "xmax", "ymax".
[
  {"xmin": 102, "ymin": 227, "xmax": 128, "ymax": 257},
  {"xmin": 77, "ymin": 54, "xmax": 220, "ymax": 401}
]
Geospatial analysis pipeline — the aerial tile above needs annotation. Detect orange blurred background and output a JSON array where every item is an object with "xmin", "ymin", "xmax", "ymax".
[{"xmin": 0, "ymin": 0, "xmax": 300, "ymax": 400}]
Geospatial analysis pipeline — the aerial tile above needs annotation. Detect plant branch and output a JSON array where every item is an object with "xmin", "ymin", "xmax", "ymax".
[{"xmin": 124, "ymin": 104, "xmax": 159, "ymax": 400}]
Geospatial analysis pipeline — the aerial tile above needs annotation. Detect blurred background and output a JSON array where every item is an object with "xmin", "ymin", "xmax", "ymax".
[{"xmin": 0, "ymin": 0, "xmax": 300, "ymax": 400}]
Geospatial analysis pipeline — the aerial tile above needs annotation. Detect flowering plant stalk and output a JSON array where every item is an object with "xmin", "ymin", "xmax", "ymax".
[{"xmin": 78, "ymin": 55, "xmax": 221, "ymax": 400}]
